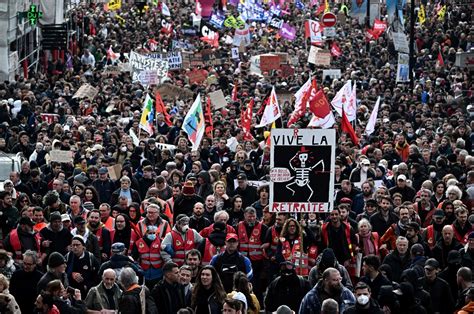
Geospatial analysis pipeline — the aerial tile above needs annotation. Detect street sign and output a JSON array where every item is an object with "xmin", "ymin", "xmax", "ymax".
[{"xmin": 321, "ymin": 12, "xmax": 337, "ymax": 27}]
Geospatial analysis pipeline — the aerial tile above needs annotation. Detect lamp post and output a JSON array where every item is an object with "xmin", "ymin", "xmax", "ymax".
[{"xmin": 409, "ymin": 0, "xmax": 415, "ymax": 89}]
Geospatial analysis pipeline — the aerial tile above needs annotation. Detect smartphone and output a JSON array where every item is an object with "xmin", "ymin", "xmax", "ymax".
[{"xmin": 67, "ymin": 287, "xmax": 75, "ymax": 295}]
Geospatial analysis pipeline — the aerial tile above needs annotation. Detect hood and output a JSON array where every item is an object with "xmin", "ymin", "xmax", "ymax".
[{"xmin": 198, "ymin": 170, "xmax": 211, "ymax": 184}]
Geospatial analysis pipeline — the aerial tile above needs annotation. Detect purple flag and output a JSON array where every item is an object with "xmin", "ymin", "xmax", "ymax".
[
  {"xmin": 279, "ymin": 23, "xmax": 296, "ymax": 40},
  {"xmin": 228, "ymin": 0, "xmax": 239, "ymax": 6}
]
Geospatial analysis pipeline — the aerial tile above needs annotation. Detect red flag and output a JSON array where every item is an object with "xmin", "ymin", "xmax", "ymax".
[
  {"xmin": 309, "ymin": 89, "xmax": 331, "ymax": 118},
  {"xmin": 330, "ymin": 42, "xmax": 342, "ymax": 57},
  {"xmin": 241, "ymin": 99, "xmax": 254, "ymax": 140},
  {"xmin": 314, "ymin": 2, "xmax": 326, "ymax": 15},
  {"xmin": 341, "ymin": 109, "xmax": 359, "ymax": 146},
  {"xmin": 232, "ymin": 83, "xmax": 238, "ymax": 101},
  {"xmin": 155, "ymin": 92, "xmax": 173, "ymax": 126},
  {"xmin": 256, "ymin": 96, "xmax": 269, "ymax": 117},
  {"xmin": 204, "ymin": 97, "xmax": 214, "ymax": 138},
  {"xmin": 437, "ymin": 51, "xmax": 444, "ymax": 67}
]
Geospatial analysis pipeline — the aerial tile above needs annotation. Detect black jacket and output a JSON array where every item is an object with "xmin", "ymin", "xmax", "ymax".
[
  {"xmin": 151, "ymin": 279, "xmax": 187, "ymax": 314},
  {"xmin": 370, "ymin": 211, "xmax": 399, "ymax": 237},
  {"xmin": 422, "ymin": 276, "xmax": 454, "ymax": 314},
  {"xmin": 119, "ymin": 286, "xmax": 157, "ymax": 314},
  {"xmin": 360, "ymin": 272, "xmax": 391, "ymax": 302},
  {"xmin": 264, "ymin": 274, "xmax": 311, "ymax": 312},
  {"xmin": 344, "ymin": 298, "xmax": 384, "ymax": 314},
  {"xmin": 10, "ymin": 268, "xmax": 43, "ymax": 314},
  {"xmin": 382, "ymin": 250, "xmax": 411, "ymax": 283}
]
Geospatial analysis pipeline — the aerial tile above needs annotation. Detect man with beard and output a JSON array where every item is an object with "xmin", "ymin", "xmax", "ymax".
[
  {"xmin": 452, "ymin": 206, "xmax": 471, "ymax": 244},
  {"xmin": 199, "ymin": 221, "xmax": 227, "ymax": 266},
  {"xmin": 380, "ymin": 206, "xmax": 410, "ymax": 251},
  {"xmin": 189, "ymin": 202, "xmax": 211, "ymax": 232},
  {"xmin": 87, "ymin": 209, "xmax": 112, "ymax": 262},
  {"xmin": 461, "ymin": 232, "xmax": 474, "ymax": 270},
  {"xmin": 299, "ymin": 267, "xmax": 355, "ymax": 314},
  {"xmin": 40, "ymin": 211, "xmax": 73, "ymax": 261},
  {"xmin": 414, "ymin": 189, "xmax": 436, "ymax": 227},
  {"xmin": 422, "ymin": 209, "xmax": 446, "ymax": 250},
  {"xmin": 85, "ymin": 268, "xmax": 122, "ymax": 312},
  {"xmin": 360, "ymin": 181, "xmax": 375, "ymax": 202},
  {"xmin": 264, "ymin": 261, "xmax": 312, "ymax": 312},
  {"xmin": 184, "ymin": 249, "xmax": 202, "ymax": 283},
  {"xmin": 369, "ymin": 196, "xmax": 399, "ymax": 237},
  {"xmin": 433, "ymin": 225, "xmax": 463, "ymax": 269},
  {"xmin": 405, "ymin": 222, "xmax": 430, "ymax": 254},
  {"xmin": 264, "ymin": 213, "xmax": 288, "ymax": 278},
  {"xmin": 173, "ymin": 181, "xmax": 204, "ymax": 222},
  {"xmin": 203, "ymin": 194, "xmax": 217, "ymax": 223}
]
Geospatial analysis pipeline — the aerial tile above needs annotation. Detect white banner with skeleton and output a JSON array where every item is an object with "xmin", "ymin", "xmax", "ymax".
[{"xmin": 269, "ymin": 129, "xmax": 336, "ymax": 212}]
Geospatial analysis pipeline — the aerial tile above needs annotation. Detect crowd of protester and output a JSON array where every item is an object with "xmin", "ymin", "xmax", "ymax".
[{"xmin": 0, "ymin": 0, "xmax": 472, "ymax": 313}]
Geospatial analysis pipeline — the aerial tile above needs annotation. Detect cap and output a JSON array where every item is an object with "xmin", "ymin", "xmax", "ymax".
[
  {"xmin": 19, "ymin": 216, "xmax": 35, "ymax": 226},
  {"xmin": 92, "ymin": 144, "xmax": 103, "ymax": 151},
  {"xmin": 410, "ymin": 243, "xmax": 424, "ymax": 256},
  {"xmin": 447, "ymin": 250, "xmax": 462, "ymax": 265},
  {"xmin": 425, "ymin": 258, "xmax": 440, "ymax": 269},
  {"xmin": 237, "ymin": 173, "xmax": 247, "ymax": 180},
  {"xmin": 48, "ymin": 252, "xmax": 66, "ymax": 268},
  {"xmin": 182, "ymin": 181, "xmax": 195, "ymax": 196},
  {"xmin": 366, "ymin": 199, "xmax": 378, "ymax": 206},
  {"xmin": 232, "ymin": 292, "xmax": 247, "ymax": 312},
  {"xmin": 74, "ymin": 216, "xmax": 86, "ymax": 225},
  {"xmin": 98, "ymin": 167, "xmax": 108, "ymax": 174},
  {"xmin": 397, "ymin": 174, "xmax": 407, "ymax": 181},
  {"xmin": 61, "ymin": 214, "xmax": 71, "ymax": 222},
  {"xmin": 176, "ymin": 214, "xmax": 190, "ymax": 224},
  {"xmin": 361, "ymin": 159, "xmax": 370, "ymax": 166},
  {"xmin": 50, "ymin": 211, "xmax": 62, "ymax": 222},
  {"xmin": 72, "ymin": 235, "xmax": 85, "ymax": 246},
  {"xmin": 340, "ymin": 197, "xmax": 352, "ymax": 205},
  {"xmin": 74, "ymin": 173, "xmax": 88, "ymax": 184},
  {"xmin": 433, "ymin": 209, "xmax": 445, "ymax": 218},
  {"xmin": 406, "ymin": 222, "xmax": 420, "ymax": 231},
  {"xmin": 393, "ymin": 282, "xmax": 414, "ymax": 296},
  {"xmin": 83, "ymin": 201, "xmax": 95, "ymax": 211},
  {"xmin": 226, "ymin": 233, "xmax": 239, "ymax": 241},
  {"xmin": 244, "ymin": 159, "xmax": 252, "ymax": 165},
  {"xmin": 112, "ymin": 242, "xmax": 126, "ymax": 254}
]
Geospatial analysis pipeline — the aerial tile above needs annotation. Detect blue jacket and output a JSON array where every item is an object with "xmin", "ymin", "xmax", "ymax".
[{"xmin": 299, "ymin": 281, "xmax": 355, "ymax": 314}]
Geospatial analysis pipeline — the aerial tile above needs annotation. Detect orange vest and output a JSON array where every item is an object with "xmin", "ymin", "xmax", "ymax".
[
  {"xmin": 426, "ymin": 225, "xmax": 436, "ymax": 250},
  {"xmin": 321, "ymin": 222, "xmax": 354, "ymax": 257},
  {"xmin": 103, "ymin": 216, "xmax": 115, "ymax": 232},
  {"xmin": 94, "ymin": 227, "xmax": 114, "ymax": 251},
  {"xmin": 202, "ymin": 239, "xmax": 226, "ymax": 265},
  {"xmin": 33, "ymin": 222, "xmax": 47, "ymax": 232},
  {"xmin": 9, "ymin": 229, "xmax": 41, "ymax": 262},
  {"xmin": 171, "ymin": 229, "xmax": 196, "ymax": 266},
  {"xmin": 281, "ymin": 237, "xmax": 309, "ymax": 276},
  {"xmin": 136, "ymin": 237, "xmax": 163, "ymax": 270},
  {"xmin": 238, "ymin": 222, "xmax": 264, "ymax": 261}
]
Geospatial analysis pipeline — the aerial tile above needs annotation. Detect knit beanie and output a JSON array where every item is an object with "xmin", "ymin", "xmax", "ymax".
[
  {"xmin": 182, "ymin": 180, "xmax": 195, "ymax": 196},
  {"xmin": 48, "ymin": 252, "xmax": 66, "ymax": 268}
]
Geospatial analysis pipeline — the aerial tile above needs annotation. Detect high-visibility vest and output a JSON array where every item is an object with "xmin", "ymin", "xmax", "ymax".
[
  {"xmin": 138, "ymin": 219, "xmax": 171, "ymax": 239},
  {"xmin": 94, "ymin": 227, "xmax": 114, "ymax": 252},
  {"xmin": 270, "ymin": 226, "xmax": 280, "ymax": 254},
  {"xmin": 9, "ymin": 229, "xmax": 41, "ymax": 263},
  {"xmin": 452, "ymin": 223, "xmax": 470, "ymax": 245},
  {"xmin": 202, "ymin": 239, "xmax": 226, "ymax": 265},
  {"xmin": 33, "ymin": 222, "xmax": 47, "ymax": 232},
  {"xmin": 321, "ymin": 222, "xmax": 354, "ymax": 257},
  {"xmin": 136, "ymin": 237, "xmax": 163, "ymax": 270},
  {"xmin": 237, "ymin": 222, "xmax": 264, "ymax": 261},
  {"xmin": 171, "ymin": 229, "xmax": 195, "ymax": 266},
  {"xmin": 426, "ymin": 225, "xmax": 436, "ymax": 250},
  {"xmin": 281, "ymin": 237, "xmax": 309, "ymax": 276},
  {"xmin": 103, "ymin": 216, "xmax": 115, "ymax": 232}
]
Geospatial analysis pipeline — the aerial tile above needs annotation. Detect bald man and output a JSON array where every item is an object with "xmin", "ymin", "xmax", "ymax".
[
  {"xmin": 85, "ymin": 268, "xmax": 122, "ymax": 312},
  {"xmin": 433, "ymin": 225, "xmax": 463, "ymax": 268}
]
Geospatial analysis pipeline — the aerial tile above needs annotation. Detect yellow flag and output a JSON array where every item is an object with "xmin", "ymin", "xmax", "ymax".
[
  {"xmin": 418, "ymin": 4, "xmax": 426, "ymax": 24},
  {"xmin": 107, "ymin": 0, "xmax": 121, "ymax": 11},
  {"xmin": 437, "ymin": 5, "xmax": 446, "ymax": 20},
  {"xmin": 324, "ymin": 0, "xmax": 330, "ymax": 13}
]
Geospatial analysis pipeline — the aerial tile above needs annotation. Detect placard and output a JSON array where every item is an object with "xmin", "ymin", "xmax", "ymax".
[
  {"xmin": 455, "ymin": 52, "xmax": 474, "ymax": 68},
  {"xmin": 308, "ymin": 46, "xmax": 318, "ymax": 65},
  {"xmin": 396, "ymin": 53, "xmax": 410, "ymax": 82},
  {"xmin": 270, "ymin": 128, "xmax": 336, "ymax": 212},
  {"xmin": 187, "ymin": 69, "xmax": 207, "ymax": 84},
  {"xmin": 322, "ymin": 69, "xmax": 342, "ymax": 80},
  {"xmin": 72, "ymin": 84, "xmax": 99, "ymax": 99},
  {"xmin": 392, "ymin": 31, "xmax": 409, "ymax": 54},
  {"xmin": 156, "ymin": 83, "xmax": 194, "ymax": 100},
  {"xmin": 129, "ymin": 51, "xmax": 169, "ymax": 82},
  {"xmin": 260, "ymin": 55, "xmax": 281, "ymax": 72},
  {"xmin": 208, "ymin": 90, "xmax": 227, "ymax": 109},
  {"xmin": 107, "ymin": 164, "xmax": 122, "ymax": 181},
  {"xmin": 138, "ymin": 70, "xmax": 160, "ymax": 86},
  {"xmin": 315, "ymin": 49, "xmax": 331, "ymax": 66},
  {"xmin": 50, "ymin": 150, "xmax": 73, "ymax": 163}
]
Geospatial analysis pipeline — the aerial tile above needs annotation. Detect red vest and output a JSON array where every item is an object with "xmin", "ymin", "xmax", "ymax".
[
  {"xmin": 138, "ymin": 219, "xmax": 170, "ymax": 239},
  {"xmin": 136, "ymin": 237, "xmax": 163, "ymax": 270},
  {"xmin": 171, "ymin": 229, "xmax": 196, "ymax": 266},
  {"xmin": 270, "ymin": 226, "xmax": 280, "ymax": 254},
  {"xmin": 308, "ymin": 245, "xmax": 318, "ymax": 266},
  {"xmin": 9, "ymin": 229, "xmax": 41, "ymax": 262},
  {"xmin": 103, "ymin": 216, "xmax": 115, "ymax": 232},
  {"xmin": 112, "ymin": 229, "xmax": 139, "ymax": 253},
  {"xmin": 237, "ymin": 222, "xmax": 263, "ymax": 261},
  {"xmin": 321, "ymin": 222, "xmax": 354, "ymax": 257},
  {"xmin": 426, "ymin": 225, "xmax": 436, "ymax": 250},
  {"xmin": 281, "ymin": 237, "xmax": 309, "ymax": 276},
  {"xmin": 202, "ymin": 239, "xmax": 226, "ymax": 265},
  {"xmin": 371, "ymin": 232, "xmax": 380, "ymax": 255},
  {"xmin": 95, "ymin": 227, "xmax": 114, "ymax": 251},
  {"xmin": 452, "ymin": 223, "xmax": 470, "ymax": 245}
]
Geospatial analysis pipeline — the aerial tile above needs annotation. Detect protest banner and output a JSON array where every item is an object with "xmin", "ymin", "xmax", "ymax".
[
  {"xmin": 233, "ymin": 25, "xmax": 251, "ymax": 47},
  {"xmin": 280, "ymin": 64, "xmax": 295, "ymax": 78},
  {"xmin": 455, "ymin": 51, "xmax": 474, "ymax": 68},
  {"xmin": 260, "ymin": 55, "xmax": 281, "ymax": 72},
  {"xmin": 156, "ymin": 83, "xmax": 194, "ymax": 100},
  {"xmin": 138, "ymin": 70, "xmax": 160, "ymax": 86},
  {"xmin": 269, "ymin": 16, "xmax": 284, "ymax": 29},
  {"xmin": 250, "ymin": 55, "xmax": 262, "ymax": 76},
  {"xmin": 322, "ymin": 69, "xmax": 342, "ymax": 80},
  {"xmin": 314, "ymin": 49, "xmax": 331, "ymax": 66},
  {"xmin": 270, "ymin": 129, "xmax": 336, "ymax": 212},
  {"xmin": 50, "ymin": 150, "xmax": 73, "ymax": 163},
  {"xmin": 129, "ymin": 51, "xmax": 169, "ymax": 82},
  {"xmin": 208, "ymin": 90, "xmax": 227, "ymax": 109},
  {"xmin": 279, "ymin": 23, "xmax": 297, "ymax": 40},
  {"xmin": 187, "ymin": 69, "xmax": 208, "ymax": 84},
  {"xmin": 308, "ymin": 46, "xmax": 318, "ymax": 64},
  {"xmin": 72, "ymin": 84, "xmax": 99, "ymax": 99},
  {"xmin": 145, "ymin": 51, "xmax": 183, "ymax": 70},
  {"xmin": 107, "ymin": 164, "xmax": 122, "ymax": 181},
  {"xmin": 396, "ymin": 53, "xmax": 410, "ymax": 82}
]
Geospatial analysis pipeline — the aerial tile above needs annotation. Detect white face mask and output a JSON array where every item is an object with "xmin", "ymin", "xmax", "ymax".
[
  {"xmin": 181, "ymin": 225, "xmax": 189, "ymax": 232},
  {"xmin": 121, "ymin": 146, "xmax": 127, "ymax": 152},
  {"xmin": 362, "ymin": 165, "xmax": 369, "ymax": 172},
  {"xmin": 357, "ymin": 295, "xmax": 369, "ymax": 305}
]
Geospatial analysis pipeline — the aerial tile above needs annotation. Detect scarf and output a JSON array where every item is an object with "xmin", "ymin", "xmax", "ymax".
[{"xmin": 360, "ymin": 232, "xmax": 376, "ymax": 256}]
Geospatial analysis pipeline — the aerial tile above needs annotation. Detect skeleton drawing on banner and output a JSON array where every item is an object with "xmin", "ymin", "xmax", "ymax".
[{"xmin": 286, "ymin": 147, "xmax": 325, "ymax": 201}]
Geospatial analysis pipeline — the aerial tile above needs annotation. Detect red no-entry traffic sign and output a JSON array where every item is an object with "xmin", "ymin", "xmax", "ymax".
[{"xmin": 322, "ymin": 12, "xmax": 337, "ymax": 27}]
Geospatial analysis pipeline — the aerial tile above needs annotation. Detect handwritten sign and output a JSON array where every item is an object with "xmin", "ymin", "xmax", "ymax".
[
  {"xmin": 208, "ymin": 90, "xmax": 227, "ymax": 109},
  {"xmin": 260, "ymin": 55, "xmax": 281, "ymax": 72},
  {"xmin": 50, "ymin": 150, "xmax": 73, "ymax": 163},
  {"xmin": 72, "ymin": 84, "xmax": 99, "ymax": 99}
]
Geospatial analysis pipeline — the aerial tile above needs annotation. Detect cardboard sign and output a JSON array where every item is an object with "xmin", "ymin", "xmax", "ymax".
[
  {"xmin": 72, "ymin": 84, "xmax": 99, "ymax": 99},
  {"xmin": 187, "ymin": 69, "xmax": 207, "ymax": 84},
  {"xmin": 208, "ymin": 89, "xmax": 227, "ymax": 109},
  {"xmin": 156, "ymin": 83, "xmax": 194, "ymax": 100},
  {"xmin": 260, "ymin": 55, "xmax": 281, "ymax": 72},
  {"xmin": 102, "ymin": 65, "xmax": 122, "ymax": 76},
  {"xmin": 138, "ymin": 70, "xmax": 160, "ymax": 86},
  {"xmin": 308, "ymin": 46, "xmax": 318, "ymax": 65},
  {"xmin": 107, "ymin": 164, "xmax": 122, "ymax": 181},
  {"xmin": 314, "ymin": 49, "xmax": 331, "ymax": 66},
  {"xmin": 280, "ymin": 64, "xmax": 295, "ymax": 78},
  {"xmin": 50, "ymin": 150, "xmax": 73, "ymax": 163},
  {"xmin": 455, "ymin": 52, "xmax": 474, "ymax": 68},
  {"xmin": 396, "ymin": 53, "xmax": 410, "ymax": 82}
]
